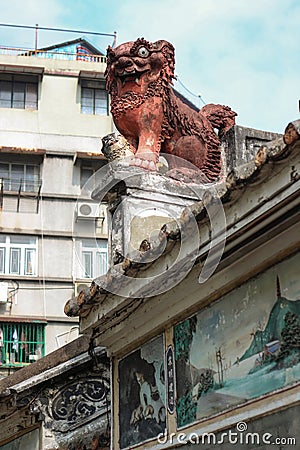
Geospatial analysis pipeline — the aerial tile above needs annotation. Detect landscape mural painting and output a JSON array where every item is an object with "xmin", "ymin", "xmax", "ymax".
[
  {"xmin": 174, "ymin": 252, "xmax": 300, "ymax": 428},
  {"xmin": 118, "ymin": 334, "xmax": 166, "ymax": 449}
]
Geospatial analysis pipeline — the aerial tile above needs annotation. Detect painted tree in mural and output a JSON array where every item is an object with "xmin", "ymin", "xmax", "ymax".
[
  {"xmin": 174, "ymin": 316, "xmax": 198, "ymax": 427},
  {"xmin": 215, "ymin": 347, "xmax": 224, "ymax": 385},
  {"xmin": 174, "ymin": 316, "xmax": 197, "ymax": 362},
  {"xmin": 276, "ymin": 312, "xmax": 300, "ymax": 367},
  {"xmin": 196, "ymin": 370, "xmax": 214, "ymax": 399}
]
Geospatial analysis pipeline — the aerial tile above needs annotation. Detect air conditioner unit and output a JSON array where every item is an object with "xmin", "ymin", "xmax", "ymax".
[
  {"xmin": 76, "ymin": 202, "xmax": 100, "ymax": 219},
  {"xmin": 0, "ymin": 282, "xmax": 8, "ymax": 304},
  {"xmin": 74, "ymin": 281, "xmax": 90, "ymax": 297}
]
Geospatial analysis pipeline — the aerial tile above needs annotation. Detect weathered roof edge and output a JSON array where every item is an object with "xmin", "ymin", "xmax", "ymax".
[
  {"xmin": 0, "ymin": 335, "xmax": 91, "ymax": 393},
  {"xmin": 0, "ymin": 346, "xmax": 106, "ymax": 397},
  {"xmin": 64, "ymin": 120, "xmax": 300, "ymax": 318}
]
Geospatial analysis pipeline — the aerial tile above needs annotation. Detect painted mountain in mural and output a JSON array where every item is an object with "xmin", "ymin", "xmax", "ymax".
[{"xmin": 240, "ymin": 295, "xmax": 300, "ymax": 361}]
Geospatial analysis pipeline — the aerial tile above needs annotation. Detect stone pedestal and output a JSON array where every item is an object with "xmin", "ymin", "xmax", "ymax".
[{"xmin": 92, "ymin": 166, "xmax": 202, "ymax": 265}]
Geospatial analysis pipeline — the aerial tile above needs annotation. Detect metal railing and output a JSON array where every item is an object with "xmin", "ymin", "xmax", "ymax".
[
  {"xmin": 0, "ymin": 177, "xmax": 42, "ymax": 193},
  {"xmin": 0, "ymin": 45, "xmax": 107, "ymax": 63},
  {"xmin": 0, "ymin": 177, "xmax": 43, "ymax": 213}
]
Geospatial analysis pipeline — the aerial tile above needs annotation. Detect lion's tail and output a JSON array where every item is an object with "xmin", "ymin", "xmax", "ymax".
[{"xmin": 200, "ymin": 104, "xmax": 237, "ymax": 137}]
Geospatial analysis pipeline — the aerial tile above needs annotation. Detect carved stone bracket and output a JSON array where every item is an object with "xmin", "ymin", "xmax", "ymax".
[{"xmin": 32, "ymin": 375, "xmax": 110, "ymax": 434}]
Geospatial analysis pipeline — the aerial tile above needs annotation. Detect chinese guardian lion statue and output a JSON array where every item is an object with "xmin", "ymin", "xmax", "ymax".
[{"xmin": 105, "ymin": 38, "xmax": 237, "ymax": 181}]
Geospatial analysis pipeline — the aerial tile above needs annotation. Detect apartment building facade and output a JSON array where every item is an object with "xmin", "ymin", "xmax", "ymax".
[{"xmin": 0, "ymin": 38, "xmax": 112, "ymax": 375}]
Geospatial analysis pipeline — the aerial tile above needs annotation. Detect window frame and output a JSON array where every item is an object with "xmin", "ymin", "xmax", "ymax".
[
  {"xmin": 80, "ymin": 79, "xmax": 108, "ymax": 116},
  {"xmin": 0, "ymin": 73, "xmax": 38, "ymax": 110},
  {"xmin": 81, "ymin": 239, "xmax": 108, "ymax": 279},
  {"xmin": 0, "ymin": 161, "xmax": 40, "ymax": 193},
  {"xmin": 80, "ymin": 161, "xmax": 106, "ymax": 189},
  {"xmin": 0, "ymin": 235, "xmax": 38, "ymax": 276},
  {"xmin": 80, "ymin": 166, "xmax": 95, "ymax": 189}
]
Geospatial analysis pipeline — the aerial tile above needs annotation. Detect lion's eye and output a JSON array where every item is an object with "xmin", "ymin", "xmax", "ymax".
[{"xmin": 137, "ymin": 46, "xmax": 149, "ymax": 57}]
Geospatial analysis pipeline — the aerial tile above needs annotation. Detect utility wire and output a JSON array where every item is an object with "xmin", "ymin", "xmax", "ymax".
[
  {"xmin": 176, "ymin": 76, "xmax": 206, "ymax": 105},
  {"xmin": 0, "ymin": 23, "xmax": 116, "ymax": 38}
]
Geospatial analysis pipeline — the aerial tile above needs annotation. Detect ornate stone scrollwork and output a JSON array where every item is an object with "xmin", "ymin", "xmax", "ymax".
[{"xmin": 49, "ymin": 377, "xmax": 110, "ymax": 432}]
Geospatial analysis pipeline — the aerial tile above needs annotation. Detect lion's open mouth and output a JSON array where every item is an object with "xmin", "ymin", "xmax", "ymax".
[{"xmin": 116, "ymin": 70, "xmax": 148, "ymax": 86}]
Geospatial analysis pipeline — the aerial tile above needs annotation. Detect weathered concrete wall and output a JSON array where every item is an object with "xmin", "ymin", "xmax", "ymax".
[{"xmin": 224, "ymin": 125, "xmax": 282, "ymax": 172}]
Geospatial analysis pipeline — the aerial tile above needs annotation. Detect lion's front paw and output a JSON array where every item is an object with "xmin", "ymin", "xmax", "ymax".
[{"xmin": 130, "ymin": 154, "xmax": 158, "ymax": 171}]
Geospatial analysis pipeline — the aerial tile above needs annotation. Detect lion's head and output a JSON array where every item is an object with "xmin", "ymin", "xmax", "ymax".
[{"xmin": 105, "ymin": 37, "xmax": 175, "ymax": 97}]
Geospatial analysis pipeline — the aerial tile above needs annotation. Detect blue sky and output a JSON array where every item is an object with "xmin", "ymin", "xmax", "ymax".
[{"xmin": 1, "ymin": 0, "xmax": 299, "ymax": 132}]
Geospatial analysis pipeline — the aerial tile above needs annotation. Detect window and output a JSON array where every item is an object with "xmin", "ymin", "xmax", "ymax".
[
  {"xmin": 0, "ymin": 73, "xmax": 38, "ymax": 110},
  {"xmin": 0, "ymin": 162, "xmax": 40, "ymax": 192},
  {"xmin": 80, "ymin": 161, "xmax": 106, "ymax": 188},
  {"xmin": 0, "ymin": 321, "xmax": 45, "ymax": 367},
  {"xmin": 81, "ymin": 167, "xmax": 94, "ymax": 188},
  {"xmin": 81, "ymin": 79, "xmax": 108, "ymax": 115},
  {"xmin": 81, "ymin": 239, "xmax": 108, "ymax": 278},
  {"xmin": 0, "ymin": 235, "xmax": 37, "ymax": 276}
]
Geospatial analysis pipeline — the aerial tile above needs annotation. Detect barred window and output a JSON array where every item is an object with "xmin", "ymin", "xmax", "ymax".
[{"xmin": 0, "ymin": 321, "xmax": 46, "ymax": 367}]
